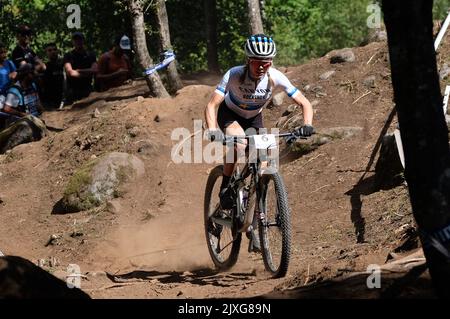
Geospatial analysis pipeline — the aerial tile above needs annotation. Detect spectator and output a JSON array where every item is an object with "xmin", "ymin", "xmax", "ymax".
[
  {"xmin": 11, "ymin": 25, "xmax": 45, "ymax": 72},
  {"xmin": 41, "ymin": 43, "xmax": 64, "ymax": 109},
  {"xmin": 0, "ymin": 42, "xmax": 17, "ymax": 97},
  {"xmin": 63, "ymin": 32, "xmax": 97, "ymax": 103},
  {"xmin": 1, "ymin": 63, "xmax": 43, "ymax": 128},
  {"xmin": 96, "ymin": 35, "xmax": 132, "ymax": 92},
  {"xmin": 119, "ymin": 35, "xmax": 133, "ymax": 63}
]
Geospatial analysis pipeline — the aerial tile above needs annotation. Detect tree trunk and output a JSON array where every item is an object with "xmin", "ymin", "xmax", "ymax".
[
  {"xmin": 155, "ymin": 0, "xmax": 183, "ymax": 93},
  {"xmin": 127, "ymin": 0, "xmax": 169, "ymax": 98},
  {"xmin": 204, "ymin": 0, "xmax": 220, "ymax": 73},
  {"xmin": 382, "ymin": 0, "xmax": 450, "ymax": 298},
  {"xmin": 247, "ymin": 0, "xmax": 264, "ymax": 34}
]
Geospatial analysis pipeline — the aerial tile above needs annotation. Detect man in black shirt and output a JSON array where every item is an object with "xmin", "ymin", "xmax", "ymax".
[
  {"xmin": 11, "ymin": 25, "xmax": 45, "ymax": 72},
  {"xmin": 41, "ymin": 43, "xmax": 64, "ymax": 109},
  {"xmin": 63, "ymin": 32, "xmax": 97, "ymax": 103}
]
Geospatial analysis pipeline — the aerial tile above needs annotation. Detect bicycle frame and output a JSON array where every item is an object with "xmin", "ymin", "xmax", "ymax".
[{"xmin": 222, "ymin": 132, "xmax": 296, "ymax": 235}]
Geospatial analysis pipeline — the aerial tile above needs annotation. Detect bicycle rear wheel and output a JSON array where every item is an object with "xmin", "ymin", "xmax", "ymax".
[
  {"xmin": 258, "ymin": 172, "xmax": 291, "ymax": 278},
  {"xmin": 204, "ymin": 165, "xmax": 241, "ymax": 270}
]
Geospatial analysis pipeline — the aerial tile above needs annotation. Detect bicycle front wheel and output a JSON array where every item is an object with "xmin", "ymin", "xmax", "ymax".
[
  {"xmin": 204, "ymin": 165, "xmax": 241, "ymax": 270},
  {"xmin": 258, "ymin": 172, "xmax": 291, "ymax": 278}
]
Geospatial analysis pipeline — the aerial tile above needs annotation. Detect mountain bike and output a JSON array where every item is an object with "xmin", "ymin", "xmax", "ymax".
[{"xmin": 204, "ymin": 130, "xmax": 307, "ymax": 278}]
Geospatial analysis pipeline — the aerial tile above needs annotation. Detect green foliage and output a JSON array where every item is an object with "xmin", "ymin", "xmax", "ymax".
[
  {"xmin": 265, "ymin": 0, "xmax": 372, "ymax": 65},
  {"xmin": 434, "ymin": 0, "xmax": 449, "ymax": 20},
  {"xmin": 1, "ymin": 0, "xmax": 448, "ymax": 74},
  {"xmin": 0, "ymin": 0, "xmax": 131, "ymax": 62}
]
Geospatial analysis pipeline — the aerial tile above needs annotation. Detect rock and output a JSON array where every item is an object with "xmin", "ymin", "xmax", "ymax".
[
  {"xmin": 0, "ymin": 256, "xmax": 90, "ymax": 298},
  {"xmin": 381, "ymin": 71, "xmax": 391, "ymax": 80},
  {"xmin": 137, "ymin": 96, "xmax": 145, "ymax": 102},
  {"xmin": 0, "ymin": 250, "xmax": 4, "ymax": 257},
  {"xmin": 363, "ymin": 75, "xmax": 376, "ymax": 89},
  {"xmin": 440, "ymin": 63, "xmax": 450, "ymax": 80},
  {"xmin": 106, "ymin": 200, "xmax": 122, "ymax": 214},
  {"xmin": 60, "ymin": 152, "xmax": 145, "ymax": 213},
  {"xmin": 0, "ymin": 115, "xmax": 47, "ymax": 154},
  {"xmin": 288, "ymin": 115, "xmax": 303, "ymax": 128},
  {"xmin": 287, "ymin": 104, "xmax": 298, "ymax": 114},
  {"xmin": 319, "ymin": 70, "xmax": 336, "ymax": 80},
  {"xmin": 291, "ymin": 126, "xmax": 362, "ymax": 154},
  {"xmin": 328, "ymin": 48, "xmax": 356, "ymax": 64},
  {"xmin": 154, "ymin": 115, "xmax": 161, "ymax": 122},
  {"xmin": 276, "ymin": 116, "xmax": 289, "ymax": 128},
  {"xmin": 70, "ymin": 231, "xmax": 84, "ymax": 238},
  {"xmin": 311, "ymin": 100, "xmax": 320, "ymax": 107},
  {"xmin": 303, "ymin": 84, "xmax": 311, "ymax": 92},
  {"xmin": 321, "ymin": 126, "xmax": 363, "ymax": 139},
  {"xmin": 137, "ymin": 139, "xmax": 160, "ymax": 156},
  {"xmin": 45, "ymin": 234, "xmax": 61, "ymax": 247},
  {"xmin": 0, "ymin": 193, "xmax": 3, "ymax": 204},
  {"xmin": 311, "ymin": 85, "xmax": 323, "ymax": 93},
  {"xmin": 272, "ymin": 92, "xmax": 285, "ymax": 106},
  {"xmin": 128, "ymin": 126, "xmax": 140, "ymax": 138},
  {"xmin": 368, "ymin": 29, "xmax": 387, "ymax": 42},
  {"xmin": 92, "ymin": 108, "xmax": 101, "ymax": 118}
]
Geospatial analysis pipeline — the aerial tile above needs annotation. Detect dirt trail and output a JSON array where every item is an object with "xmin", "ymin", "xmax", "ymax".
[{"xmin": 1, "ymin": 34, "xmax": 448, "ymax": 298}]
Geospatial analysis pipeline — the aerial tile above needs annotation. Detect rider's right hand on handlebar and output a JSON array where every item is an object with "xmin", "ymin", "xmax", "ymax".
[
  {"xmin": 294, "ymin": 124, "xmax": 315, "ymax": 137},
  {"xmin": 205, "ymin": 129, "xmax": 225, "ymax": 142}
]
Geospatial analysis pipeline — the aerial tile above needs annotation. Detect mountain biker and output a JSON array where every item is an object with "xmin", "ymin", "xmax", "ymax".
[{"xmin": 204, "ymin": 34, "xmax": 314, "ymax": 250}]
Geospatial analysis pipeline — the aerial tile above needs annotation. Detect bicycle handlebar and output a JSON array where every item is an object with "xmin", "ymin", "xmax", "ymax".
[{"xmin": 221, "ymin": 131, "xmax": 311, "ymax": 145}]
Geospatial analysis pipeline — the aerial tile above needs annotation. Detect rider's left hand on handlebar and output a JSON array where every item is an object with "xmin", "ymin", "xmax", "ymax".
[
  {"xmin": 294, "ymin": 124, "xmax": 315, "ymax": 137},
  {"xmin": 205, "ymin": 129, "xmax": 225, "ymax": 142}
]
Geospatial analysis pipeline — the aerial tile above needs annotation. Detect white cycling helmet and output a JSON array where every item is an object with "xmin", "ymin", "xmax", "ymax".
[{"xmin": 244, "ymin": 34, "xmax": 277, "ymax": 59}]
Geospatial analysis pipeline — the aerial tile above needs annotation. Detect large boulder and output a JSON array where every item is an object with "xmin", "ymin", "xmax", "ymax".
[
  {"xmin": 291, "ymin": 126, "xmax": 363, "ymax": 153},
  {"xmin": 59, "ymin": 152, "xmax": 145, "ymax": 213},
  {"xmin": 0, "ymin": 115, "xmax": 47, "ymax": 154},
  {"xmin": 0, "ymin": 255, "xmax": 90, "ymax": 298},
  {"xmin": 327, "ymin": 48, "xmax": 356, "ymax": 64}
]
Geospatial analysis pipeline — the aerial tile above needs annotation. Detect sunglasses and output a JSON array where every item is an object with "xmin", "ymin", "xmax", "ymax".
[{"xmin": 249, "ymin": 59, "xmax": 272, "ymax": 69}]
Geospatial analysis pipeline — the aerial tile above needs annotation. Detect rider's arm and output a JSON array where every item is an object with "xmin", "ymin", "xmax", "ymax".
[
  {"xmin": 292, "ymin": 91, "xmax": 313, "ymax": 126},
  {"xmin": 270, "ymin": 68, "xmax": 313, "ymax": 126},
  {"xmin": 204, "ymin": 92, "xmax": 224, "ymax": 130}
]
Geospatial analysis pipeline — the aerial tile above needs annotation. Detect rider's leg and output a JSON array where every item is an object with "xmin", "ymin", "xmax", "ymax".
[
  {"xmin": 219, "ymin": 122, "xmax": 247, "ymax": 209},
  {"xmin": 223, "ymin": 121, "xmax": 247, "ymax": 175}
]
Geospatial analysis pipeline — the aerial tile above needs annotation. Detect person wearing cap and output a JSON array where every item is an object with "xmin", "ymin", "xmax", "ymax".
[
  {"xmin": 63, "ymin": 32, "xmax": 97, "ymax": 103},
  {"xmin": 11, "ymin": 25, "xmax": 45, "ymax": 72},
  {"xmin": 1, "ymin": 63, "xmax": 44, "ymax": 128},
  {"xmin": 95, "ymin": 35, "xmax": 132, "ymax": 92}
]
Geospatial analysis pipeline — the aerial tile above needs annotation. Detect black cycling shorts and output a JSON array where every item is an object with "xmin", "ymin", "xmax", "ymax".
[{"xmin": 217, "ymin": 101, "xmax": 263, "ymax": 132}]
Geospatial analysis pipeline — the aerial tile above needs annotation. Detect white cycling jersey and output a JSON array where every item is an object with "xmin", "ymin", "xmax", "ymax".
[{"xmin": 215, "ymin": 65, "xmax": 300, "ymax": 119}]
